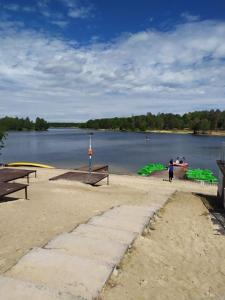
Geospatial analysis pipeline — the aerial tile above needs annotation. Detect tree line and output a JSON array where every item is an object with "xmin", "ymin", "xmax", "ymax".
[
  {"xmin": 49, "ymin": 122, "xmax": 79, "ymax": 128},
  {"xmin": 0, "ymin": 116, "xmax": 49, "ymax": 153},
  {"xmin": 0, "ymin": 116, "xmax": 49, "ymax": 132},
  {"xmin": 79, "ymin": 110, "xmax": 225, "ymax": 134}
]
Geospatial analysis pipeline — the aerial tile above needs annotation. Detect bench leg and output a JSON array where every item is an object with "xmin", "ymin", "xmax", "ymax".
[
  {"xmin": 25, "ymin": 187, "xmax": 28, "ymax": 200},
  {"xmin": 107, "ymin": 175, "xmax": 109, "ymax": 185}
]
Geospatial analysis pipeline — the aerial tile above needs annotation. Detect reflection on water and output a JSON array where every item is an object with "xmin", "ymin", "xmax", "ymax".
[{"xmin": 1, "ymin": 128, "xmax": 224, "ymax": 175}]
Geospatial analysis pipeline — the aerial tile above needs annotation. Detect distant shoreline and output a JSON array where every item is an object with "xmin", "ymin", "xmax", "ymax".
[
  {"xmin": 83, "ymin": 128, "xmax": 225, "ymax": 137},
  {"xmin": 49, "ymin": 127, "xmax": 225, "ymax": 136},
  {"xmin": 147, "ymin": 129, "xmax": 225, "ymax": 136}
]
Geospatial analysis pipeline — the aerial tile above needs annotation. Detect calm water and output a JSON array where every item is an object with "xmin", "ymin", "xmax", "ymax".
[{"xmin": 1, "ymin": 128, "xmax": 224, "ymax": 175}]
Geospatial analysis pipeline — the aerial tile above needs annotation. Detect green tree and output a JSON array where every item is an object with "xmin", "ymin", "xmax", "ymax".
[
  {"xmin": 190, "ymin": 118, "xmax": 201, "ymax": 134},
  {"xmin": 0, "ymin": 127, "xmax": 5, "ymax": 161},
  {"xmin": 80, "ymin": 110, "xmax": 225, "ymax": 133},
  {"xmin": 199, "ymin": 119, "xmax": 210, "ymax": 133},
  {"xmin": 154, "ymin": 115, "xmax": 164, "ymax": 130},
  {"xmin": 35, "ymin": 117, "xmax": 49, "ymax": 131}
]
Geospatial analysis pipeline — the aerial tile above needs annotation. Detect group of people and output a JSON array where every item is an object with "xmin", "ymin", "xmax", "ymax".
[
  {"xmin": 168, "ymin": 157, "xmax": 186, "ymax": 182},
  {"xmin": 175, "ymin": 156, "xmax": 186, "ymax": 164}
]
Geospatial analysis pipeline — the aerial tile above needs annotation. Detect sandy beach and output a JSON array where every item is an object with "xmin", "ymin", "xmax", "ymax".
[
  {"xmin": 0, "ymin": 167, "xmax": 221, "ymax": 299},
  {"xmin": 101, "ymin": 191, "xmax": 225, "ymax": 300}
]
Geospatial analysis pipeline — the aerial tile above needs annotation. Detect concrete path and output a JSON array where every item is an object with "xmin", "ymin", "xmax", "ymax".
[
  {"xmin": 4, "ymin": 202, "xmax": 167, "ymax": 299},
  {"xmin": 0, "ymin": 276, "xmax": 81, "ymax": 300}
]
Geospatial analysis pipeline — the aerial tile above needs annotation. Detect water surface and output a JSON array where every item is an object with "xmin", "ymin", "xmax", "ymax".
[{"xmin": 1, "ymin": 128, "xmax": 224, "ymax": 175}]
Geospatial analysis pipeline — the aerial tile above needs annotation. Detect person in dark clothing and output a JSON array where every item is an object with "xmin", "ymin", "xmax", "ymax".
[{"xmin": 168, "ymin": 161, "xmax": 174, "ymax": 182}]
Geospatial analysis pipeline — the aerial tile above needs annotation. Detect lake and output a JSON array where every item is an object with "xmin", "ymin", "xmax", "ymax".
[{"xmin": 1, "ymin": 128, "xmax": 224, "ymax": 175}]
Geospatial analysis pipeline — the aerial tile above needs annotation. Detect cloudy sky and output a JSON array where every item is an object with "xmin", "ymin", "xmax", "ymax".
[{"xmin": 0, "ymin": 0, "xmax": 225, "ymax": 121}]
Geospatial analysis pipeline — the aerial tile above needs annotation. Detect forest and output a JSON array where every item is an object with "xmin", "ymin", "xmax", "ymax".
[
  {"xmin": 0, "ymin": 116, "xmax": 49, "ymax": 149},
  {"xmin": 79, "ymin": 110, "xmax": 225, "ymax": 134},
  {"xmin": 49, "ymin": 122, "xmax": 79, "ymax": 128},
  {"xmin": 0, "ymin": 116, "xmax": 49, "ymax": 132}
]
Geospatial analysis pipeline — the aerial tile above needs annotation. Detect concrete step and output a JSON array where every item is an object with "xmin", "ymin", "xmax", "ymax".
[
  {"xmin": 5, "ymin": 204, "xmax": 163, "ymax": 299},
  {"xmin": 88, "ymin": 205, "xmax": 156, "ymax": 233},
  {"xmin": 88, "ymin": 214, "xmax": 149, "ymax": 233},
  {"xmin": 71, "ymin": 223, "xmax": 136, "ymax": 245},
  {"xmin": 0, "ymin": 276, "xmax": 81, "ymax": 300},
  {"xmin": 104, "ymin": 205, "xmax": 159, "ymax": 218},
  {"xmin": 7, "ymin": 248, "xmax": 113, "ymax": 300},
  {"xmin": 102, "ymin": 207, "xmax": 155, "ymax": 221},
  {"xmin": 45, "ymin": 233, "xmax": 128, "ymax": 265}
]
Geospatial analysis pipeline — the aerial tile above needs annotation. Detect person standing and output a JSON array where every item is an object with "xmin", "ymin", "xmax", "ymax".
[{"xmin": 168, "ymin": 160, "xmax": 174, "ymax": 182}]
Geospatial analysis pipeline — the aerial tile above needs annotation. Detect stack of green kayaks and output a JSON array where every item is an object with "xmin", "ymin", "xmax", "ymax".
[
  {"xmin": 185, "ymin": 168, "xmax": 218, "ymax": 183},
  {"xmin": 138, "ymin": 163, "xmax": 166, "ymax": 176}
]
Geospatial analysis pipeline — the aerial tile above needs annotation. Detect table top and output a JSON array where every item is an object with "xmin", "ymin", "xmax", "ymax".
[
  {"xmin": 50, "ymin": 171, "xmax": 108, "ymax": 185},
  {"xmin": 0, "ymin": 168, "xmax": 35, "ymax": 182},
  {"xmin": 0, "ymin": 182, "xmax": 28, "ymax": 197}
]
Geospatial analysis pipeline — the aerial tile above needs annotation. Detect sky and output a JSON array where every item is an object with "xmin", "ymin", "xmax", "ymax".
[{"xmin": 0, "ymin": 0, "xmax": 225, "ymax": 121}]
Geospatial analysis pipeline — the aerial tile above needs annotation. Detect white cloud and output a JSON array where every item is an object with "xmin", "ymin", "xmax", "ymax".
[
  {"xmin": 51, "ymin": 20, "xmax": 68, "ymax": 28},
  {"xmin": 2, "ymin": 3, "xmax": 35, "ymax": 13},
  {"xmin": 37, "ymin": 0, "xmax": 49, "ymax": 9},
  {"xmin": 0, "ymin": 19, "xmax": 225, "ymax": 121},
  {"xmin": 0, "ymin": 0, "xmax": 94, "ymax": 32},
  {"xmin": 181, "ymin": 12, "xmax": 200, "ymax": 22},
  {"xmin": 3, "ymin": 3, "xmax": 20, "ymax": 11},
  {"xmin": 68, "ymin": 6, "xmax": 91, "ymax": 19},
  {"xmin": 59, "ymin": 0, "xmax": 93, "ymax": 19},
  {"xmin": 1, "ymin": 1, "xmax": 68, "ymax": 28}
]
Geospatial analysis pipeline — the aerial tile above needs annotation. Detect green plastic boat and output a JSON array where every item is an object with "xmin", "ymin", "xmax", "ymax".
[{"xmin": 138, "ymin": 163, "xmax": 166, "ymax": 176}]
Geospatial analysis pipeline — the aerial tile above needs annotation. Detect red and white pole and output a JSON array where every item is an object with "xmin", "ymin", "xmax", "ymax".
[{"xmin": 88, "ymin": 133, "xmax": 93, "ymax": 174}]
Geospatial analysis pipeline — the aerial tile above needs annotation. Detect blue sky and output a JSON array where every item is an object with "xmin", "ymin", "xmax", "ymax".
[{"xmin": 0, "ymin": 0, "xmax": 225, "ymax": 121}]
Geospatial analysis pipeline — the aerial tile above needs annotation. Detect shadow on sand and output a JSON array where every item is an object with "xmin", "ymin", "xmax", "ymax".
[
  {"xmin": 0, "ymin": 196, "xmax": 23, "ymax": 203},
  {"xmin": 196, "ymin": 193, "xmax": 225, "ymax": 236}
]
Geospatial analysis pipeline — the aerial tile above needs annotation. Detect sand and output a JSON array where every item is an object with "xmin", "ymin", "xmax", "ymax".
[
  {"xmin": 0, "ymin": 167, "xmax": 219, "ymax": 298},
  {"xmin": 101, "ymin": 191, "xmax": 225, "ymax": 300},
  {"xmin": 0, "ymin": 167, "xmax": 173, "ymax": 273}
]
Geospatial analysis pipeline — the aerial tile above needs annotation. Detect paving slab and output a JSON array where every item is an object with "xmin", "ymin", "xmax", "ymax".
[
  {"xmin": 105, "ymin": 205, "xmax": 159, "ymax": 217},
  {"xmin": 4, "ymin": 204, "xmax": 165, "ymax": 299},
  {"xmin": 88, "ymin": 214, "xmax": 149, "ymax": 233},
  {"xmin": 7, "ymin": 248, "xmax": 112, "ymax": 300},
  {"xmin": 71, "ymin": 223, "xmax": 136, "ymax": 245},
  {"xmin": 102, "ymin": 206, "xmax": 155, "ymax": 221},
  {"xmin": 0, "ymin": 276, "xmax": 80, "ymax": 300},
  {"xmin": 45, "ymin": 233, "xmax": 128, "ymax": 265}
]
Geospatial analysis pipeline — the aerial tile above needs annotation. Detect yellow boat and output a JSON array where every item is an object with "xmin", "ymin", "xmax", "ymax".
[{"xmin": 6, "ymin": 162, "xmax": 55, "ymax": 169}]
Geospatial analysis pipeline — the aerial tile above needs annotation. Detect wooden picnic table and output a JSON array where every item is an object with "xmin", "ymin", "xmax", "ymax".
[
  {"xmin": 75, "ymin": 165, "xmax": 109, "ymax": 173},
  {"xmin": 50, "ymin": 171, "xmax": 109, "ymax": 185},
  {"xmin": 0, "ymin": 168, "xmax": 36, "ymax": 184},
  {"xmin": 0, "ymin": 182, "xmax": 28, "ymax": 200}
]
